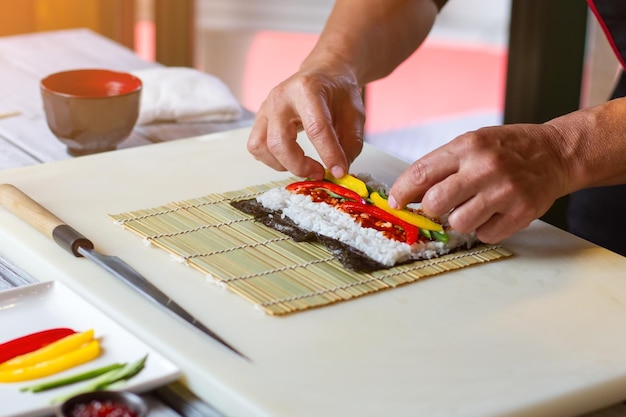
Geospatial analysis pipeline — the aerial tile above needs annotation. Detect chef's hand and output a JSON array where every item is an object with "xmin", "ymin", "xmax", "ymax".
[
  {"xmin": 388, "ymin": 123, "xmax": 569, "ymax": 243},
  {"xmin": 247, "ymin": 63, "xmax": 365, "ymax": 181}
]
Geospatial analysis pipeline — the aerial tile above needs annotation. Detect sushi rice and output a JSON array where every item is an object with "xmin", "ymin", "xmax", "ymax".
[{"xmin": 256, "ymin": 174, "xmax": 479, "ymax": 267}]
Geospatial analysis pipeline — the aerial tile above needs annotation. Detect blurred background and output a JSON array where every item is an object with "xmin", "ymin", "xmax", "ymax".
[{"xmin": 0, "ymin": 0, "xmax": 619, "ymax": 165}]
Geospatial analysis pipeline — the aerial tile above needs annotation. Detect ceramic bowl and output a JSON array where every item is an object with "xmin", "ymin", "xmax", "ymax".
[
  {"xmin": 40, "ymin": 69, "xmax": 142, "ymax": 156},
  {"xmin": 57, "ymin": 390, "xmax": 148, "ymax": 417}
]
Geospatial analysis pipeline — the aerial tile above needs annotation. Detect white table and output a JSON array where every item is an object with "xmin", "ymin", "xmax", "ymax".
[
  {"xmin": 2, "ymin": 27, "xmax": 626, "ymax": 417},
  {"xmin": 0, "ymin": 28, "xmax": 254, "ymax": 171},
  {"xmin": 0, "ymin": 27, "xmax": 254, "ymax": 416},
  {"xmin": 1, "ymin": 127, "xmax": 626, "ymax": 417}
]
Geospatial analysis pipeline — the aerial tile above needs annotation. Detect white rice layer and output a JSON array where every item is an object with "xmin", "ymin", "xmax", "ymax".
[{"xmin": 257, "ymin": 187, "xmax": 478, "ymax": 267}]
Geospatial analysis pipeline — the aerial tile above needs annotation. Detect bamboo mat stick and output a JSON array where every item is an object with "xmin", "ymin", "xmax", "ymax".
[{"xmin": 109, "ymin": 181, "xmax": 513, "ymax": 316}]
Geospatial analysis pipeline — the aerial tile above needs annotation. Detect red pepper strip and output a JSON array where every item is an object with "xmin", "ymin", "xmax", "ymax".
[
  {"xmin": 339, "ymin": 201, "xmax": 419, "ymax": 245},
  {"xmin": 286, "ymin": 181, "xmax": 365, "ymax": 203},
  {"xmin": 0, "ymin": 328, "xmax": 76, "ymax": 365}
]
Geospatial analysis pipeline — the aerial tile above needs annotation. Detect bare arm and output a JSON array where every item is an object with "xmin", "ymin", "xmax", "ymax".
[
  {"xmin": 247, "ymin": 0, "xmax": 626, "ymax": 245},
  {"xmin": 546, "ymin": 97, "xmax": 626, "ymax": 189},
  {"xmin": 247, "ymin": 0, "xmax": 444, "ymax": 180},
  {"xmin": 307, "ymin": 0, "xmax": 444, "ymax": 86},
  {"xmin": 387, "ymin": 97, "xmax": 626, "ymax": 243}
]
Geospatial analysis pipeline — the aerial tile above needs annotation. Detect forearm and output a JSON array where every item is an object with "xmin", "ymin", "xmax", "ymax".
[
  {"xmin": 546, "ymin": 96, "xmax": 626, "ymax": 191},
  {"xmin": 301, "ymin": 0, "xmax": 444, "ymax": 86}
]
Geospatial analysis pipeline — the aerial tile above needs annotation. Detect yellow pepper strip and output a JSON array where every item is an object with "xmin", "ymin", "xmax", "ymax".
[
  {"xmin": 0, "ymin": 329, "xmax": 94, "ymax": 371},
  {"xmin": 370, "ymin": 192, "xmax": 444, "ymax": 232},
  {"xmin": 324, "ymin": 170, "xmax": 369, "ymax": 198},
  {"xmin": 0, "ymin": 340, "xmax": 100, "ymax": 383}
]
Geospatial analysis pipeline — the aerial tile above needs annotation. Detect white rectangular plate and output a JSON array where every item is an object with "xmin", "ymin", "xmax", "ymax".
[{"xmin": 0, "ymin": 281, "xmax": 181, "ymax": 417}]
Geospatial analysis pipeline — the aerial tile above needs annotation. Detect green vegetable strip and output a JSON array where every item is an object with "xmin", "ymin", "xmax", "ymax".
[
  {"xmin": 20, "ymin": 362, "xmax": 126, "ymax": 393},
  {"xmin": 431, "ymin": 230, "xmax": 449, "ymax": 244},
  {"xmin": 94, "ymin": 354, "xmax": 147, "ymax": 389},
  {"xmin": 51, "ymin": 355, "xmax": 148, "ymax": 404}
]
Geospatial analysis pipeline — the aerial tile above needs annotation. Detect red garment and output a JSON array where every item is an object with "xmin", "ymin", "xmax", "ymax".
[
  {"xmin": 587, "ymin": 0, "xmax": 626, "ymax": 67},
  {"xmin": 567, "ymin": 1, "xmax": 626, "ymax": 257}
]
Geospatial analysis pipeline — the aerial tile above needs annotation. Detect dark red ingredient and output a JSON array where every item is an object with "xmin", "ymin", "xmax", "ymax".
[
  {"xmin": 0, "ymin": 327, "xmax": 76, "ymax": 364},
  {"xmin": 339, "ymin": 201, "xmax": 419, "ymax": 245},
  {"xmin": 285, "ymin": 180, "xmax": 365, "ymax": 204},
  {"xmin": 71, "ymin": 400, "xmax": 137, "ymax": 417}
]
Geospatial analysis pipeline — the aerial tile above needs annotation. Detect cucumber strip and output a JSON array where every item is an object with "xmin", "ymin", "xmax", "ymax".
[
  {"xmin": 51, "ymin": 355, "xmax": 148, "ymax": 404},
  {"xmin": 431, "ymin": 230, "xmax": 449, "ymax": 243},
  {"xmin": 82, "ymin": 354, "xmax": 147, "ymax": 391},
  {"xmin": 20, "ymin": 362, "xmax": 125, "ymax": 393}
]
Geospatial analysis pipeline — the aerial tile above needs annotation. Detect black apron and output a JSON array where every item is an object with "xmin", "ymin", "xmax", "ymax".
[{"xmin": 567, "ymin": 1, "xmax": 626, "ymax": 256}]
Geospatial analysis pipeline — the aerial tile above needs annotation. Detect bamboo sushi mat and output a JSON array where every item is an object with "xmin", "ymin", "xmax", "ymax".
[{"xmin": 109, "ymin": 179, "xmax": 513, "ymax": 316}]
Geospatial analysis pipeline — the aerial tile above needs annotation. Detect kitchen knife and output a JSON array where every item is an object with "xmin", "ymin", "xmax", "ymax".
[{"xmin": 0, "ymin": 183, "xmax": 249, "ymax": 361}]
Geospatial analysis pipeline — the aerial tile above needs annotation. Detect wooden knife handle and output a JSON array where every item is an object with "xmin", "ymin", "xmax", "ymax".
[{"xmin": 0, "ymin": 183, "xmax": 94, "ymax": 257}]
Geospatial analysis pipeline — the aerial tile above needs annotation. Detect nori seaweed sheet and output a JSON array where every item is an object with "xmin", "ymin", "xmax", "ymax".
[{"xmin": 231, "ymin": 198, "xmax": 389, "ymax": 273}]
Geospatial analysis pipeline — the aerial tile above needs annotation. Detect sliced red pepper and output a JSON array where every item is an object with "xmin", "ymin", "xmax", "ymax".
[
  {"xmin": 339, "ymin": 201, "xmax": 419, "ymax": 245},
  {"xmin": 286, "ymin": 181, "xmax": 365, "ymax": 203},
  {"xmin": 0, "ymin": 327, "xmax": 76, "ymax": 365}
]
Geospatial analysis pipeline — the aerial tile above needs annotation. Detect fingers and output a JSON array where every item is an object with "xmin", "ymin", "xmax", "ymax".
[
  {"xmin": 247, "ymin": 87, "xmax": 329, "ymax": 179},
  {"xmin": 292, "ymin": 77, "xmax": 365, "ymax": 178},
  {"xmin": 247, "ymin": 114, "xmax": 284, "ymax": 172},
  {"xmin": 393, "ymin": 170, "xmax": 531, "ymax": 243},
  {"xmin": 296, "ymin": 92, "xmax": 348, "ymax": 178},
  {"xmin": 268, "ymin": 104, "xmax": 329, "ymax": 180},
  {"xmin": 387, "ymin": 125, "xmax": 563, "ymax": 243},
  {"xmin": 388, "ymin": 143, "xmax": 463, "ymax": 214},
  {"xmin": 445, "ymin": 191, "xmax": 523, "ymax": 243},
  {"xmin": 335, "ymin": 88, "xmax": 366, "ymax": 166},
  {"xmin": 247, "ymin": 71, "xmax": 365, "ymax": 180},
  {"xmin": 474, "ymin": 213, "xmax": 531, "ymax": 244}
]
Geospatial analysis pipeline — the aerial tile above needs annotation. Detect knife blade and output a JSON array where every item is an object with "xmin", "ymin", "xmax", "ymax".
[{"xmin": 0, "ymin": 183, "xmax": 249, "ymax": 361}]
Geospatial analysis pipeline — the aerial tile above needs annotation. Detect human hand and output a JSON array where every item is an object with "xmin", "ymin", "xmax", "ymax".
[
  {"xmin": 247, "ymin": 64, "xmax": 365, "ymax": 181},
  {"xmin": 388, "ymin": 124, "xmax": 570, "ymax": 243}
]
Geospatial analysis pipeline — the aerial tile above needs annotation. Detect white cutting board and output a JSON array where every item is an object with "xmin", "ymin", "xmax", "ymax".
[{"xmin": 1, "ymin": 128, "xmax": 626, "ymax": 417}]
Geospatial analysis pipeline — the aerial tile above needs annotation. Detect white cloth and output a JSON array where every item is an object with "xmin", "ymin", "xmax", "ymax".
[{"xmin": 132, "ymin": 67, "xmax": 243, "ymax": 125}]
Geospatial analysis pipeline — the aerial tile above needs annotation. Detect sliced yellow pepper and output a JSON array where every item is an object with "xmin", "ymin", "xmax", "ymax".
[
  {"xmin": 324, "ymin": 170, "xmax": 369, "ymax": 198},
  {"xmin": 0, "ymin": 340, "xmax": 100, "ymax": 383},
  {"xmin": 0, "ymin": 329, "xmax": 94, "ymax": 371},
  {"xmin": 370, "ymin": 192, "xmax": 444, "ymax": 232}
]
